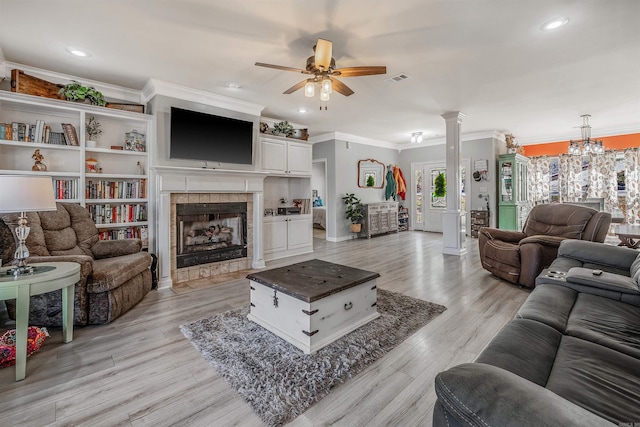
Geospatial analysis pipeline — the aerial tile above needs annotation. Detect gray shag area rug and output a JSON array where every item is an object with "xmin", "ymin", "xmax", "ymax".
[{"xmin": 180, "ymin": 289, "xmax": 446, "ymax": 426}]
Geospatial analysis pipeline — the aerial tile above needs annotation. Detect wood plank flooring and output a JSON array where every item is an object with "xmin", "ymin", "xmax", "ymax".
[{"xmin": 0, "ymin": 231, "xmax": 529, "ymax": 426}]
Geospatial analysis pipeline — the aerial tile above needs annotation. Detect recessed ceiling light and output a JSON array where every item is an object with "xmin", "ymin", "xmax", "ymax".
[
  {"xmin": 540, "ymin": 17, "xmax": 569, "ymax": 31},
  {"xmin": 225, "ymin": 82, "xmax": 240, "ymax": 89},
  {"xmin": 298, "ymin": 108, "xmax": 307, "ymax": 113},
  {"xmin": 66, "ymin": 47, "xmax": 90, "ymax": 57}
]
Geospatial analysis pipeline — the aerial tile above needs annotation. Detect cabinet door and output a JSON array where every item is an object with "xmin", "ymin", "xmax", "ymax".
[
  {"xmin": 286, "ymin": 142, "xmax": 312, "ymax": 175},
  {"xmin": 261, "ymin": 139, "xmax": 287, "ymax": 173},
  {"xmin": 263, "ymin": 218, "xmax": 288, "ymax": 254},
  {"xmin": 287, "ymin": 216, "xmax": 312, "ymax": 250}
]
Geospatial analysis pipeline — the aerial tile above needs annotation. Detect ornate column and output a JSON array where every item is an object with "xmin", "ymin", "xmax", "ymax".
[{"xmin": 441, "ymin": 111, "xmax": 467, "ymax": 256}]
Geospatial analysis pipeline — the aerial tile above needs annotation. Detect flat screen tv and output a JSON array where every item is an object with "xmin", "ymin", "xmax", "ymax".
[{"xmin": 170, "ymin": 107, "xmax": 254, "ymax": 165}]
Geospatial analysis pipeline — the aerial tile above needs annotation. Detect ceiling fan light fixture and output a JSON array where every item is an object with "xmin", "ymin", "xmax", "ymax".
[
  {"xmin": 322, "ymin": 77, "xmax": 332, "ymax": 94},
  {"xmin": 320, "ymin": 89, "xmax": 330, "ymax": 102},
  {"xmin": 304, "ymin": 80, "xmax": 315, "ymax": 97},
  {"xmin": 410, "ymin": 132, "xmax": 423, "ymax": 144}
]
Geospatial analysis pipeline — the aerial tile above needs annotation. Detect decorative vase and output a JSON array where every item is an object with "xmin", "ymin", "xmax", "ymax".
[
  {"xmin": 86, "ymin": 140, "xmax": 97, "ymax": 148},
  {"xmin": 350, "ymin": 223, "xmax": 362, "ymax": 233}
]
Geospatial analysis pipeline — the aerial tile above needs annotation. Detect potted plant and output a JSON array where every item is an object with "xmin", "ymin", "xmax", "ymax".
[
  {"xmin": 58, "ymin": 80, "xmax": 106, "ymax": 106},
  {"xmin": 85, "ymin": 116, "xmax": 102, "ymax": 147},
  {"xmin": 433, "ymin": 172, "xmax": 446, "ymax": 198},
  {"xmin": 342, "ymin": 193, "xmax": 364, "ymax": 233},
  {"xmin": 273, "ymin": 120, "xmax": 294, "ymax": 137}
]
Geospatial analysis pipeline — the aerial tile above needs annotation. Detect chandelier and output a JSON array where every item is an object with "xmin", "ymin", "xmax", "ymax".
[
  {"xmin": 410, "ymin": 132, "xmax": 423, "ymax": 144},
  {"xmin": 568, "ymin": 114, "xmax": 605, "ymax": 155}
]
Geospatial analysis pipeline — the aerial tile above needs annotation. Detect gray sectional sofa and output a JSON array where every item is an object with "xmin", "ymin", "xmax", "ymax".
[{"xmin": 433, "ymin": 239, "xmax": 640, "ymax": 426}]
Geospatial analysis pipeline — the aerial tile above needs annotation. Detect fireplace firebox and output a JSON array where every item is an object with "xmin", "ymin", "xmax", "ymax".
[{"xmin": 176, "ymin": 202, "xmax": 247, "ymax": 268}]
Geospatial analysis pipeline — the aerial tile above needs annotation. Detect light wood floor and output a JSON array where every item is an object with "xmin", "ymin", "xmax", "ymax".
[{"xmin": 0, "ymin": 232, "xmax": 529, "ymax": 426}]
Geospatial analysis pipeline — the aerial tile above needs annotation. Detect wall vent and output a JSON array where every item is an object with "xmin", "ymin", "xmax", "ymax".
[{"xmin": 385, "ymin": 73, "xmax": 410, "ymax": 83}]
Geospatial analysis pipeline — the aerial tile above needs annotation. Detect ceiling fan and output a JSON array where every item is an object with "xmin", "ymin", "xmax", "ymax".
[{"xmin": 255, "ymin": 38, "xmax": 386, "ymax": 104}]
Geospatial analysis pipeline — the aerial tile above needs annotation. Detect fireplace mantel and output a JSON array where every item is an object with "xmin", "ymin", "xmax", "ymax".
[{"xmin": 153, "ymin": 166, "xmax": 267, "ymax": 288}]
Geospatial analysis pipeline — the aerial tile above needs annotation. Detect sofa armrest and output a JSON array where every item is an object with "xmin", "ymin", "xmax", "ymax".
[
  {"xmin": 28, "ymin": 254, "xmax": 93, "ymax": 269},
  {"xmin": 434, "ymin": 363, "xmax": 615, "ymax": 427},
  {"xmin": 519, "ymin": 235, "xmax": 565, "ymax": 247},
  {"xmin": 91, "ymin": 239, "xmax": 142, "ymax": 259},
  {"xmin": 558, "ymin": 240, "xmax": 639, "ymax": 271},
  {"xmin": 479, "ymin": 227, "xmax": 526, "ymax": 243},
  {"xmin": 566, "ymin": 267, "xmax": 640, "ymax": 294}
]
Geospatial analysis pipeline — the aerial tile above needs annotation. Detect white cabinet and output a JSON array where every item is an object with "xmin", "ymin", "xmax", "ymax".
[
  {"xmin": 263, "ymin": 214, "xmax": 313, "ymax": 261},
  {"xmin": 0, "ymin": 91, "xmax": 152, "ymax": 248},
  {"xmin": 261, "ymin": 136, "xmax": 311, "ymax": 176}
]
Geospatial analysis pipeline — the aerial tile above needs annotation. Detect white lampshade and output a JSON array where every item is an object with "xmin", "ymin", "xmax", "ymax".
[
  {"xmin": 322, "ymin": 77, "xmax": 332, "ymax": 94},
  {"xmin": 304, "ymin": 81, "xmax": 315, "ymax": 97},
  {"xmin": 320, "ymin": 90, "xmax": 330, "ymax": 102},
  {"xmin": 0, "ymin": 175, "xmax": 57, "ymax": 213}
]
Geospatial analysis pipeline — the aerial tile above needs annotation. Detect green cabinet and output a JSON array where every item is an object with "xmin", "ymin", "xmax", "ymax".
[{"xmin": 498, "ymin": 153, "xmax": 530, "ymax": 230}]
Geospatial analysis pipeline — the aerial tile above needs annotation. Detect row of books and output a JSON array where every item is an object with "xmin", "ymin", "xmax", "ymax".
[
  {"xmin": 86, "ymin": 179, "xmax": 147, "ymax": 200},
  {"xmin": 86, "ymin": 203, "xmax": 148, "ymax": 224},
  {"xmin": 98, "ymin": 226, "xmax": 149, "ymax": 247},
  {"xmin": 53, "ymin": 179, "xmax": 79, "ymax": 200},
  {"xmin": 0, "ymin": 121, "xmax": 78, "ymax": 145}
]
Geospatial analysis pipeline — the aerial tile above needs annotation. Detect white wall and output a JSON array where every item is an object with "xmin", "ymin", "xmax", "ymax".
[{"xmin": 312, "ymin": 161, "xmax": 326, "ymax": 203}]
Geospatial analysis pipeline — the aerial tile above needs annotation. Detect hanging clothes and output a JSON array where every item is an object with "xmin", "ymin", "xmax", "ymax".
[
  {"xmin": 385, "ymin": 165, "xmax": 396, "ymax": 201},
  {"xmin": 393, "ymin": 165, "xmax": 407, "ymax": 200}
]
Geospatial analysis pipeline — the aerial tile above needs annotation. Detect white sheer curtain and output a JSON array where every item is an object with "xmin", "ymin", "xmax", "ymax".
[
  {"xmin": 624, "ymin": 148, "xmax": 640, "ymax": 224},
  {"xmin": 528, "ymin": 156, "xmax": 550, "ymax": 204}
]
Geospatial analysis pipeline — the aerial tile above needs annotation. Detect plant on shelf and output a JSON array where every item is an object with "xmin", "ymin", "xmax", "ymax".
[
  {"xmin": 85, "ymin": 116, "xmax": 102, "ymax": 144},
  {"xmin": 433, "ymin": 172, "xmax": 446, "ymax": 198},
  {"xmin": 342, "ymin": 193, "xmax": 364, "ymax": 233},
  {"xmin": 272, "ymin": 120, "xmax": 294, "ymax": 137},
  {"xmin": 58, "ymin": 81, "xmax": 106, "ymax": 106}
]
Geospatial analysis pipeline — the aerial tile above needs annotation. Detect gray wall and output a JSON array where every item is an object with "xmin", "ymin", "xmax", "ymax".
[
  {"xmin": 313, "ymin": 139, "xmax": 400, "ymax": 240},
  {"xmin": 398, "ymin": 137, "xmax": 501, "ymax": 228},
  {"xmin": 147, "ymin": 95, "xmax": 260, "ymax": 171}
]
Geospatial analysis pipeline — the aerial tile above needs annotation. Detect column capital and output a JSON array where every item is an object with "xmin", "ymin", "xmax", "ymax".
[{"xmin": 441, "ymin": 111, "xmax": 466, "ymax": 122}]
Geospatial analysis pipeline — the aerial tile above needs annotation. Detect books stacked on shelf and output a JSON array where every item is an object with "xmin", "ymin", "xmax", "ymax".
[
  {"xmin": 85, "ymin": 179, "xmax": 147, "ymax": 199},
  {"xmin": 98, "ymin": 225, "xmax": 148, "ymax": 244},
  {"xmin": 0, "ymin": 120, "xmax": 76, "ymax": 145},
  {"xmin": 292, "ymin": 198, "xmax": 311, "ymax": 214},
  {"xmin": 87, "ymin": 203, "xmax": 147, "ymax": 225},
  {"xmin": 53, "ymin": 178, "xmax": 78, "ymax": 200}
]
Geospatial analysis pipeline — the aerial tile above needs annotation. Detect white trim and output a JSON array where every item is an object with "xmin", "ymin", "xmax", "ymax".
[
  {"xmin": 141, "ymin": 78, "xmax": 265, "ymax": 116},
  {"xmin": 2, "ymin": 61, "xmax": 141, "ymax": 103},
  {"xmin": 399, "ymin": 131, "xmax": 503, "ymax": 151},
  {"xmin": 307, "ymin": 131, "xmax": 397, "ymax": 149},
  {"xmin": 518, "ymin": 125, "xmax": 640, "ymax": 145}
]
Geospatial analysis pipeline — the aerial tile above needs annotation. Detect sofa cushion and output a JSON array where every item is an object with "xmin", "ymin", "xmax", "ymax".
[
  {"xmin": 475, "ymin": 319, "xmax": 562, "ymax": 387},
  {"xmin": 546, "ymin": 336, "xmax": 640, "ymax": 424},
  {"xmin": 566, "ymin": 267, "xmax": 640, "ymax": 294},
  {"xmin": 517, "ymin": 284, "xmax": 576, "ymax": 332},
  {"xmin": 37, "ymin": 203, "xmax": 98, "ymax": 257},
  {"xmin": 88, "ymin": 252, "xmax": 151, "ymax": 294},
  {"xmin": 630, "ymin": 253, "xmax": 640, "ymax": 282},
  {"xmin": 566, "ymin": 293, "xmax": 640, "ymax": 359},
  {"xmin": 524, "ymin": 204, "xmax": 595, "ymax": 239}
]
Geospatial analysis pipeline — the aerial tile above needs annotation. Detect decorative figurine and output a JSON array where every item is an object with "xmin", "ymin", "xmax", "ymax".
[{"xmin": 31, "ymin": 149, "xmax": 47, "ymax": 171}]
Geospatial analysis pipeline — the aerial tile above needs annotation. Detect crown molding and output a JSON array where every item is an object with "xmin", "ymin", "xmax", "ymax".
[
  {"xmin": 308, "ymin": 131, "xmax": 397, "ymax": 149},
  {"xmin": 399, "ymin": 130, "xmax": 503, "ymax": 151},
  {"xmin": 518, "ymin": 125, "xmax": 640, "ymax": 145},
  {"xmin": 1, "ymin": 61, "xmax": 141, "ymax": 103},
  {"xmin": 142, "ymin": 78, "xmax": 265, "ymax": 116}
]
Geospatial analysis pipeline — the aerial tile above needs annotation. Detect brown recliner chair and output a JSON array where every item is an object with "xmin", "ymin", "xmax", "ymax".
[
  {"xmin": 478, "ymin": 204, "xmax": 611, "ymax": 288},
  {"xmin": 1, "ymin": 202, "xmax": 152, "ymax": 325}
]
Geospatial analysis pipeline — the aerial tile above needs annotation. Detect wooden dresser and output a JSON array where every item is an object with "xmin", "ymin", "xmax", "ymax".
[{"xmin": 363, "ymin": 201, "xmax": 399, "ymax": 238}]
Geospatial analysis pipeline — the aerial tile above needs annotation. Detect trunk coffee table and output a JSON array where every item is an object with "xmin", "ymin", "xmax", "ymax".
[{"xmin": 246, "ymin": 259, "xmax": 380, "ymax": 354}]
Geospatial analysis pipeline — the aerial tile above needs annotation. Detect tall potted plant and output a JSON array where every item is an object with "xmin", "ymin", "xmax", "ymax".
[{"xmin": 342, "ymin": 193, "xmax": 364, "ymax": 233}]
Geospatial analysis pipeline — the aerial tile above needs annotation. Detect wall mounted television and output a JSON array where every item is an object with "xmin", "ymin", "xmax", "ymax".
[{"xmin": 170, "ymin": 107, "xmax": 254, "ymax": 165}]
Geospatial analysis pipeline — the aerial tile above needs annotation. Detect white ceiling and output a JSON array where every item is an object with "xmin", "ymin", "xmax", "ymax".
[{"xmin": 1, "ymin": 0, "xmax": 639, "ymax": 148}]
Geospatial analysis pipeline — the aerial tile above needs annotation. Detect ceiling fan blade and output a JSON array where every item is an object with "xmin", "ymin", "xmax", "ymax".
[
  {"xmin": 332, "ymin": 66, "xmax": 387, "ymax": 77},
  {"xmin": 315, "ymin": 39, "xmax": 333, "ymax": 70},
  {"xmin": 255, "ymin": 62, "xmax": 311, "ymax": 74},
  {"xmin": 283, "ymin": 79, "xmax": 308, "ymax": 94},
  {"xmin": 331, "ymin": 78, "xmax": 354, "ymax": 97}
]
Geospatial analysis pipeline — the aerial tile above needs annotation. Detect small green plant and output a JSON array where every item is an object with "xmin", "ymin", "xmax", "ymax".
[
  {"xmin": 366, "ymin": 175, "xmax": 375, "ymax": 187},
  {"xmin": 433, "ymin": 172, "xmax": 446, "ymax": 198},
  {"xmin": 273, "ymin": 120, "xmax": 293, "ymax": 136},
  {"xmin": 342, "ymin": 193, "xmax": 364, "ymax": 224},
  {"xmin": 59, "ymin": 80, "xmax": 106, "ymax": 106},
  {"xmin": 86, "ymin": 116, "xmax": 102, "ymax": 140}
]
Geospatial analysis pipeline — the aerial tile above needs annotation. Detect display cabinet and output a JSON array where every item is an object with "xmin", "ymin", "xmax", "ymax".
[
  {"xmin": 498, "ymin": 153, "xmax": 530, "ymax": 231},
  {"xmin": 0, "ymin": 91, "xmax": 152, "ymax": 248}
]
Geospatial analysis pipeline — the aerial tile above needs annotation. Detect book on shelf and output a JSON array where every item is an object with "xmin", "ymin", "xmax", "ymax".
[
  {"xmin": 11, "ymin": 122, "xmax": 18, "ymax": 141},
  {"xmin": 61, "ymin": 123, "xmax": 79, "ymax": 146},
  {"xmin": 4, "ymin": 123, "xmax": 13, "ymax": 140}
]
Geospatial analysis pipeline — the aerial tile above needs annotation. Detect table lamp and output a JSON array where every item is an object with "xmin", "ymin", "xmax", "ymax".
[{"xmin": 0, "ymin": 175, "xmax": 57, "ymax": 276}]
